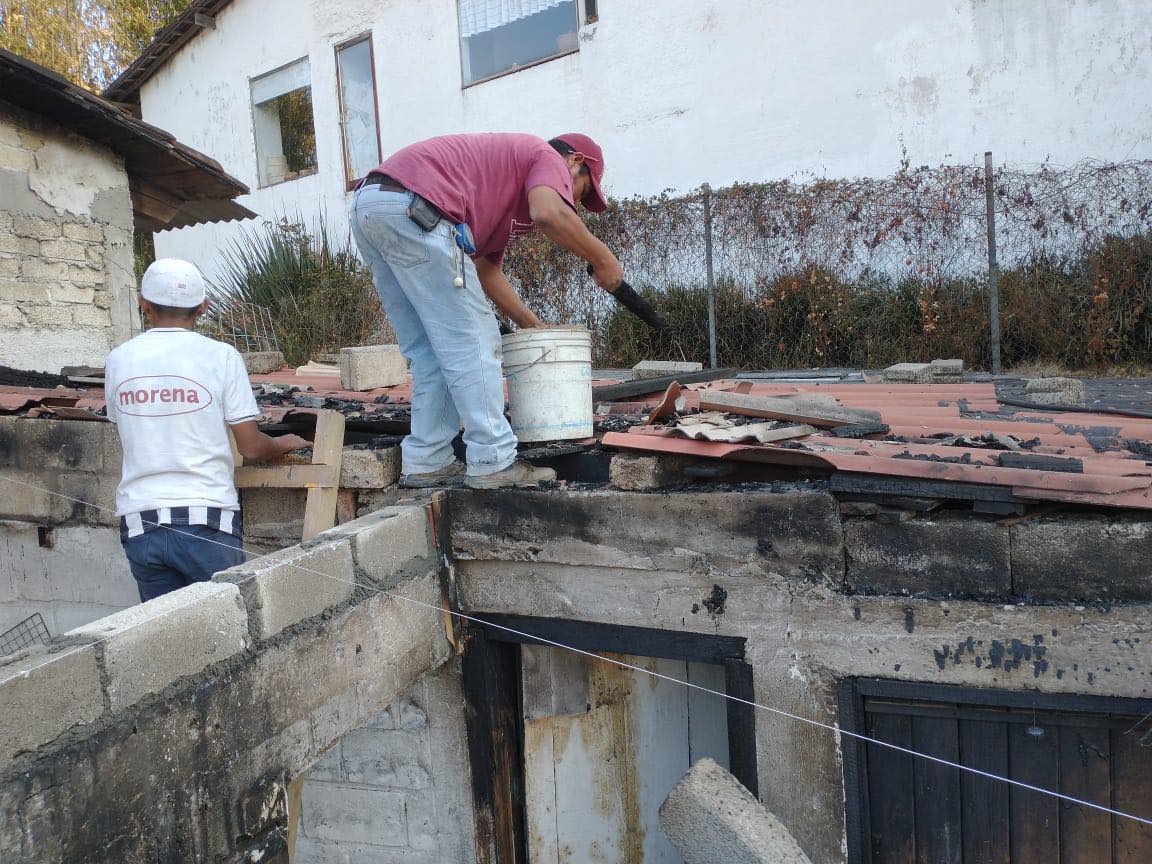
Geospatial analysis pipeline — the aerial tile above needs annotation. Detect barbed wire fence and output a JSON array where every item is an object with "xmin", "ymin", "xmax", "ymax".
[{"xmin": 504, "ymin": 156, "xmax": 1152, "ymax": 372}]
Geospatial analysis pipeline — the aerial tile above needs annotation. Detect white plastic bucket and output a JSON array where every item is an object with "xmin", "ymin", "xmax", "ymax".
[{"xmin": 502, "ymin": 326, "xmax": 593, "ymax": 443}]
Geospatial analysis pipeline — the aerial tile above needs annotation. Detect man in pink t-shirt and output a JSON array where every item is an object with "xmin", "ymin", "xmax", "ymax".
[{"xmin": 350, "ymin": 132, "xmax": 625, "ymax": 489}]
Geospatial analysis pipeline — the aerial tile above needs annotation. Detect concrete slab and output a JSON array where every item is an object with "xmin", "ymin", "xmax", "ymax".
[
  {"xmin": 67, "ymin": 581, "xmax": 249, "ymax": 712},
  {"xmin": 659, "ymin": 758, "xmax": 813, "ymax": 864}
]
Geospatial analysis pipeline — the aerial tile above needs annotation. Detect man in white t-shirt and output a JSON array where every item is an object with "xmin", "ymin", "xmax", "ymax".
[{"xmin": 104, "ymin": 259, "xmax": 308, "ymax": 602}]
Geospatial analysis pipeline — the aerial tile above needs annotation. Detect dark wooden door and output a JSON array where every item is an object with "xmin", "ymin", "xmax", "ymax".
[{"xmin": 860, "ymin": 697, "xmax": 1152, "ymax": 864}]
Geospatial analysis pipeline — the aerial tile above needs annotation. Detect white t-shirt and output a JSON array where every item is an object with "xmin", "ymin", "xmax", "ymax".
[{"xmin": 105, "ymin": 328, "xmax": 260, "ymax": 516}]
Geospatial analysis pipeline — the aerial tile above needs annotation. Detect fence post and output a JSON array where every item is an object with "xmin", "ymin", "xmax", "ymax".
[
  {"xmin": 984, "ymin": 151, "xmax": 1003, "ymax": 375},
  {"xmin": 703, "ymin": 183, "xmax": 718, "ymax": 368}
]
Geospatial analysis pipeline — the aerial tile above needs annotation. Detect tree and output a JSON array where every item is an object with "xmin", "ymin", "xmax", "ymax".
[{"xmin": 0, "ymin": 0, "xmax": 191, "ymax": 92}]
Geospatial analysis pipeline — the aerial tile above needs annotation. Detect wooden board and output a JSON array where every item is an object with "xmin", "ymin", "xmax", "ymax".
[
  {"xmin": 698, "ymin": 388, "xmax": 882, "ymax": 427},
  {"xmin": 303, "ymin": 410, "xmax": 345, "ymax": 540},
  {"xmin": 591, "ymin": 368, "xmax": 736, "ymax": 402},
  {"xmin": 959, "ymin": 720, "xmax": 1010, "ymax": 864},
  {"xmin": 1112, "ymin": 724, "xmax": 1152, "ymax": 863},
  {"xmin": 1008, "ymin": 720, "xmax": 1061, "ymax": 864},
  {"xmin": 912, "ymin": 715, "xmax": 962, "ymax": 864},
  {"xmin": 1059, "ymin": 724, "xmax": 1113, "ymax": 862},
  {"xmin": 866, "ymin": 712, "xmax": 916, "ymax": 864}
]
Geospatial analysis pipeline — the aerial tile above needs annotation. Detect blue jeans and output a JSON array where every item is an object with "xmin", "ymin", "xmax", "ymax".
[
  {"xmin": 350, "ymin": 186, "xmax": 517, "ymax": 476},
  {"xmin": 123, "ymin": 526, "xmax": 246, "ymax": 602}
]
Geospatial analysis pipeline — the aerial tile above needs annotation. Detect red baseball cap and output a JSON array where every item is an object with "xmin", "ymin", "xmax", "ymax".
[{"xmin": 554, "ymin": 132, "xmax": 607, "ymax": 212}]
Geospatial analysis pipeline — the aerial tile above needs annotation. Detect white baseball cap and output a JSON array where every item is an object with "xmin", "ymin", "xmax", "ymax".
[{"xmin": 140, "ymin": 258, "xmax": 206, "ymax": 307}]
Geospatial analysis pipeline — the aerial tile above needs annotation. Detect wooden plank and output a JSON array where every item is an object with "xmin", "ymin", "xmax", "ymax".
[
  {"xmin": 723, "ymin": 658, "xmax": 758, "ymax": 798},
  {"xmin": 1058, "ymin": 725, "xmax": 1113, "ymax": 863},
  {"xmin": 1112, "ymin": 723, "xmax": 1152, "ymax": 863},
  {"xmin": 302, "ymin": 410, "xmax": 345, "ymax": 540},
  {"xmin": 1009, "ymin": 720, "xmax": 1061, "ymax": 864},
  {"xmin": 866, "ymin": 711, "xmax": 916, "ymax": 864},
  {"xmin": 591, "ymin": 369, "xmax": 736, "ymax": 402},
  {"xmin": 959, "ymin": 719, "xmax": 1010, "ymax": 864},
  {"xmin": 911, "ymin": 714, "xmax": 962, "ymax": 864},
  {"xmin": 233, "ymin": 464, "xmax": 337, "ymax": 489},
  {"xmin": 699, "ymin": 388, "xmax": 882, "ymax": 427}
]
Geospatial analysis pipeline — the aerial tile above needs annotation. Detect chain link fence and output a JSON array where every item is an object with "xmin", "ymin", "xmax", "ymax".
[{"xmin": 504, "ymin": 157, "xmax": 1152, "ymax": 372}]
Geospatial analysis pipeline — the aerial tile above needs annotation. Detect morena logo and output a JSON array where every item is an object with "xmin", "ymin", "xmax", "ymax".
[{"xmin": 114, "ymin": 375, "xmax": 213, "ymax": 417}]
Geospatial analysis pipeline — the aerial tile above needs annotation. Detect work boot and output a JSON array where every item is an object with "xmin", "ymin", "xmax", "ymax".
[
  {"xmin": 400, "ymin": 461, "xmax": 466, "ymax": 489},
  {"xmin": 464, "ymin": 460, "xmax": 557, "ymax": 489}
]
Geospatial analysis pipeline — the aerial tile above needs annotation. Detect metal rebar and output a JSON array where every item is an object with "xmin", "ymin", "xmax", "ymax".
[
  {"xmin": 984, "ymin": 151, "xmax": 1003, "ymax": 375},
  {"xmin": 703, "ymin": 183, "xmax": 718, "ymax": 368}
]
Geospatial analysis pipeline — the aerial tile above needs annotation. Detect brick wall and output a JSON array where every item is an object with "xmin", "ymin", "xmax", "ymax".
[{"xmin": 0, "ymin": 102, "xmax": 138, "ymax": 372}]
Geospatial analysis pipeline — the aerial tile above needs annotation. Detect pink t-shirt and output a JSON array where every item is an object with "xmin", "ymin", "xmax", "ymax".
[{"xmin": 376, "ymin": 133, "xmax": 575, "ymax": 263}]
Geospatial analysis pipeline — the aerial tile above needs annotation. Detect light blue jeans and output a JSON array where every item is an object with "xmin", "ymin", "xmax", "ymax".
[{"xmin": 351, "ymin": 186, "xmax": 518, "ymax": 477}]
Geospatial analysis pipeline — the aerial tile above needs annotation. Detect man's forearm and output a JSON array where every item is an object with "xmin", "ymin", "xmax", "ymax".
[
  {"xmin": 536, "ymin": 206, "xmax": 616, "ymax": 272},
  {"xmin": 475, "ymin": 261, "xmax": 543, "ymax": 328}
]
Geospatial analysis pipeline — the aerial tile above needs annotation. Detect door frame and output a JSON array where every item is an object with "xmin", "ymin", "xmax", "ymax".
[
  {"xmin": 462, "ymin": 614, "xmax": 759, "ymax": 864},
  {"xmin": 839, "ymin": 677, "xmax": 1152, "ymax": 864}
]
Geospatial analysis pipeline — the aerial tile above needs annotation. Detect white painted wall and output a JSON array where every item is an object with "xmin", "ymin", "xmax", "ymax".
[{"xmin": 140, "ymin": 0, "xmax": 1152, "ymax": 282}]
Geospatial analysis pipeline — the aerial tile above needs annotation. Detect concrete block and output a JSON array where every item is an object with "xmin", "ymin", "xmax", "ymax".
[
  {"xmin": 0, "ymin": 643, "xmax": 105, "ymax": 763},
  {"xmin": 12, "ymin": 215, "xmax": 61, "ymax": 240},
  {"xmin": 883, "ymin": 362, "xmax": 934, "ymax": 383},
  {"xmin": 632, "ymin": 360, "xmax": 703, "ymax": 380},
  {"xmin": 72, "ymin": 305, "xmax": 111, "ymax": 327},
  {"xmin": 61, "ymin": 222, "xmax": 104, "ymax": 243},
  {"xmin": 49, "ymin": 284, "xmax": 95, "ymax": 305},
  {"xmin": 0, "ymin": 234, "xmax": 40, "ymax": 256},
  {"xmin": 0, "ymin": 302, "xmax": 24, "ymax": 327},
  {"xmin": 301, "ymin": 782, "xmax": 407, "ymax": 846},
  {"xmin": 319, "ymin": 506, "xmax": 433, "ymax": 587},
  {"xmin": 609, "ymin": 453, "xmax": 688, "ymax": 490},
  {"xmin": 214, "ymin": 537, "xmax": 355, "ymax": 639},
  {"xmin": 845, "ymin": 517, "xmax": 1011, "ymax": 598},
  {"xmin": 659, "ymin": 758, "xmax": 812, "ymax": 864},
  {"xmin": 67, "ymin": 581, "xmax": 249, "ymax": 712},
  {"xmin": 40, "ymin": 238, "xmax": 89, "ymax": 261},
  {"xmin": 1012, "ymin": 517, "xmax": 1152, "ymax": 601},
  {"xmin": 1025, "ymin": 390, "xmax": 1079, "ymax": 406},
  {"xmin": 0, "ymin": 256, "xmax": 18, "ymax": 278},
  {"xmin": 241, "ymin": 351, "xmax": 286, "ymax": 374},
  {"xmin": 24, "ymin": 305, "xmax": 75, "ymax": 328},
  {"xmin": 339, "ymin": 345, "xmax": 407, "ymax": 391},
  {"xmin": 341, "ymin": 727, "xmax": 431, "ymax": 788},
  {"xmin": 0, "ymin": 279, "xmax": 51, "ymax": 302},
  {"xmin": 340, "ymin": 447, "xmax": 402, "ymax": 489}
]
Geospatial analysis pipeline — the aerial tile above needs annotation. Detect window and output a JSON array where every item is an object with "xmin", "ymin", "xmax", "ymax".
[
  {"xmin": 458, "ymin": 0, "xmax": 580, "ymax": 86},
  {"xmin": 335, "ymin": 35, "xmax": 381, "ymax": 186},
  {"xmin": 250, "ymin": 58, "xmax": 318, "ymax": 187}
]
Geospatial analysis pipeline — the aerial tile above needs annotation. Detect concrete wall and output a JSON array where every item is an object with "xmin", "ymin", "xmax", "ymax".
[
  {"xmin": 446, "ymin": 488, "xmax": 1152, "ymax": 864},
  {"xmin": 138, "ymin": 0, "xmax": 1152, "ymax": 283},
  {"xmin": 0, "ymin": 505, "xmax": 450, "ymax": 863},
  {"xmin": 297, "ymin": 660, "xmax": 477, "ymax": 864},
  {"xmin": 0, "ymin": 103, "xmax": 138, "ymax": 372},
  {"xmin": 0, "ymin": 417, "xmax": 136, "ymax": 636}
]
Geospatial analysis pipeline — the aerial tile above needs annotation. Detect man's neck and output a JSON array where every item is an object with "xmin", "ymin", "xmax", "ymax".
[{"xmin": 147, "ymin": 319, "xmax": 198, "ymax": 331}]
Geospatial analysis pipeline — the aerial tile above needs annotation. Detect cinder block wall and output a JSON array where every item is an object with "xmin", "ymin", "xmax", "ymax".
[{"xmin": 0, "ymin": 102, "xmax": 138, "ymax": 372}]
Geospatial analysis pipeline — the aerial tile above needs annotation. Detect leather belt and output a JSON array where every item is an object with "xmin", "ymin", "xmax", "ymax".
[{"xmin": 364, "ymin": 172, "xmax": 406, "ymax": 193}]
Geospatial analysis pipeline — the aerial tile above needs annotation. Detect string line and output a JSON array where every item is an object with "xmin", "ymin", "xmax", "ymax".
[{"xmin": 1, "ymin": 474, "xmax": 1150, "ymax": 829}]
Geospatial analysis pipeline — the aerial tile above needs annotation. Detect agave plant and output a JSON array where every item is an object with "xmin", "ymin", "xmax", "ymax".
[{"xmin": 203, "ymin": 216, "xmax": 391, "ymax": 365}]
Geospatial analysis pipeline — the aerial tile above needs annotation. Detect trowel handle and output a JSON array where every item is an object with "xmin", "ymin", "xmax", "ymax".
[{"xmin": 586, "ymin": 265, "xmax": 667, "ymax": 331}]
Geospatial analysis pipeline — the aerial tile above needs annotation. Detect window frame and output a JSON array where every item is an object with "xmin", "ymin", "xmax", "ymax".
[
  {"xmin": 458, "ymin": 0, "xmax": 586, "ymax": 90},
  {"xmin": 248, "ymin": 55, "xmax": 319, "ymax": 190},
  {"xmin": 333, "ymin": 32, "xmax": 383, "ymax": 192}
]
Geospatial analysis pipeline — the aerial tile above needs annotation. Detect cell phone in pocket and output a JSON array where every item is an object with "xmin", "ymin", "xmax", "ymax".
[{"xmin": 407, "ymin": 194, "xmax": 442, "ymax": 232}]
